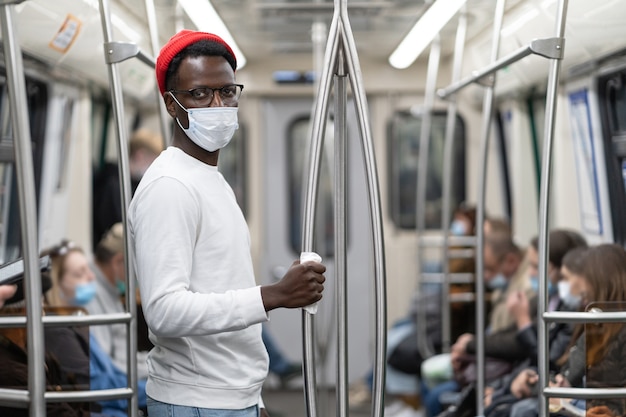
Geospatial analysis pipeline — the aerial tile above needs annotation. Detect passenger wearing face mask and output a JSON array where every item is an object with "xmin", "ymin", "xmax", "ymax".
[
  {"xmin": 420, "ymin": 220, "xmax": 526, "ymax": 417},
  {"xmin": 480, "ymin": 219, "xmax": 528, "ymax": 334},
  {"xmin": 505, "ymin": 230, "xmax": 588, "ymax": 368},
  {"xmin": 86, "ymin": 223, "xmax": 150, "ymax": 381},
  {"xmin": 129, "ymin": 30, "xmax": 326, "ymax": 417},
  {"xmin": 43, "ymin": 240, "xmax": 148, "ymax": 416},
  {"xmin": 485, "ymin": 244, "xmax": 626, "ymax": 417},
  {"xmin": 0, "ymin": 269, "xmax": 90, "ymax": 417}
]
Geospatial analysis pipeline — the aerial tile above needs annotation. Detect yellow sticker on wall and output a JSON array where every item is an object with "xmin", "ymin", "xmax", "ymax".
[{"xmin": 49, "ymin": 14, "xmax": 82, "ymax": 53}]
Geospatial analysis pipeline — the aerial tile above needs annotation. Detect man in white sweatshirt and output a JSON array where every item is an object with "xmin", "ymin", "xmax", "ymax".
[{"xmin": 129, "ymin": 30, "xmax": 326, "ymax": 417}]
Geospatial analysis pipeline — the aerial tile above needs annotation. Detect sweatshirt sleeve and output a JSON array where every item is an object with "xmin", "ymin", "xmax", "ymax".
[{"xmin": 130, "ymin": 176, "xmax": 268, "ymax": 338}]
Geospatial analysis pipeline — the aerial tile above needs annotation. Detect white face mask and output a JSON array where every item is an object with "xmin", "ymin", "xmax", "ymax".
[
  {"xmin": 171, "ymin": 94, "xmax": 239, "ymax": 152},
  {"xmin": 558, "ymin": 280, "xmax": 582, "ymax": 308}
]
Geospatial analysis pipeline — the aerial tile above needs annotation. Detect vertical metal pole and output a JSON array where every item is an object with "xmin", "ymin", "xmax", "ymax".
[
  {"xmin": 144, "ymin": 0, "xmax": 171, "ymax": 146},
  {"xmin": 0, "ymin": 5, "xmax": 46, "ymax": 417},
  {"xmin": 416, "ymin": 35, "xmax": 441, "ymax": 359},
  {"xmin": 475, "ymin": 1, "xmax": 506, "ymax": 415},
  {"xmin": 538, "ymin": 2, "xmax": 569, "ymax": 417},
  {"xmin": 302, "ymin": 8, "xmax": 340, "ymax": 417},
  {"xmin": 334, "ymin": 43, "xmax": 348, "ymax": 417},
  {"xmin": 98, "ymin": 1, "xmax": 138, "ymax": 415},
  {"xmin": 339, "ymin": 3, "xmax": 387, "ymax": 416},
  {"xmin": 303, "ymin": 2, "xmax": 387, "ymax": 416},
  {"xmin": 441, "ymin": 8, "xmax": 468, "ymax": 353}
]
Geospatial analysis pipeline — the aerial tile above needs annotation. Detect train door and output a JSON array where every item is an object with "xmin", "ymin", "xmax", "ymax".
[{"xmin": 261, "ymin": 97, "xmax": 373, "ymax": 384}]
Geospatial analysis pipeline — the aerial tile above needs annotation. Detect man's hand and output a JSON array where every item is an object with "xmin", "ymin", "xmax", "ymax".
[
  {"xmin": 261, "ymin": 260, "xmax": 326, "ymax": 311},
  {"xmin": 260, "ymin": 407, "xmax": 271, "ymax": 417}
]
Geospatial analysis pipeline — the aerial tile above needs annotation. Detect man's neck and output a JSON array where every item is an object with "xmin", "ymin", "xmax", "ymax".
[{"xmin": 172, "ymin": 133, "xmax": 219, "ymax": 166}]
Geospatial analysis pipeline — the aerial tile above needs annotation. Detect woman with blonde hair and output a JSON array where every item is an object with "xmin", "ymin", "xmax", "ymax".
[{"xmin": 44, "ymin": 240, "xmax": 147, "ymax": 417}]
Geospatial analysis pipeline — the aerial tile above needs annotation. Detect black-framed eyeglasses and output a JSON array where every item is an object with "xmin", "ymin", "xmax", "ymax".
[{"xmin": 170, "ymin": 84, "xmax": 244, "ymax": 106}]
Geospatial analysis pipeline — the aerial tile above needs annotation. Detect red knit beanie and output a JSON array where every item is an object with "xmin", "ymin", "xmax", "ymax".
[{"xmin": 155, "ymin": 30, "xmax": 237, "ymax": 94}]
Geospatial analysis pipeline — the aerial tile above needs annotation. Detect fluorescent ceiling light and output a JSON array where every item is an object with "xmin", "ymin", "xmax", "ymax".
[
  {"xmin": 389, "ymin": 0, "xmax": 466, "ymax": 69},
  {"xmin": 177, "ymin": 0, "xmax": 247, "ymax": 69}
]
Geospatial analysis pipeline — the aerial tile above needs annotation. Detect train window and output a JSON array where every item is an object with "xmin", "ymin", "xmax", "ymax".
[
  {"xmin": 219, "ymin": 125, "xmax": 247, "ymax": 216},
  {"xmin": 287, "ymin": 117, "xmax": 335, "ymax": 257},
  {"xmin": 387, "ymin": 110, "xmax": 466, "ymax": 230},
  {"xmin": 598, "ymin": 69, "xmax": 626, "ymax": 245},
  {"xmin": 0, "ymin": 77, "xmax": 48, "ymax": 263}
]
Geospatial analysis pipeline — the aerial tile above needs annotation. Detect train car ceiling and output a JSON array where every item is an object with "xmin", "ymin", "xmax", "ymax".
[
  {"xmin": 11, "ymin": 0, "xmax": 155, "ymax": 101},
  {"xmin": 464, "ymin": 0, "xmax": 626, "ymax": 96}
]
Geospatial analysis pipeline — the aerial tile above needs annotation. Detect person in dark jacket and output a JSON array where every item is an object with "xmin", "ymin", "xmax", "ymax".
[{"xmin": 487, "ymin": 244, "xmax": 626, "ymax": 417}]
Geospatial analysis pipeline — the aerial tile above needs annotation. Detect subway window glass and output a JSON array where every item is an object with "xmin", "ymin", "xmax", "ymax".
[
  {"xmin": 387, "ymin": 110, "xmax": 466, "ymax": 229},
  {"xmin": 287, "ymin": 117, "xmax": 336, "ymax": 257}
]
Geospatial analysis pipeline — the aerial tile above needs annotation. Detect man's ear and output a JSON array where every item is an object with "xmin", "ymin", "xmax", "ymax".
[{"xmin": 163, "ymin": 92, "xmax": 177, "ymax": 118}]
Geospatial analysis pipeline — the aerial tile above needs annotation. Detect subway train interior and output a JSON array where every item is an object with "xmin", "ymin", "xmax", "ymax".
[{"xmin": 0, "ymin": 0, "xmax": 626, "ymax": 416}]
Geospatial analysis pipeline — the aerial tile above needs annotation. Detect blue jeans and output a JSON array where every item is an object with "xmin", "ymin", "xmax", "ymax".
[{"xmin": 147, "ymin": 397, "xmax": 259, "ymax": 417}]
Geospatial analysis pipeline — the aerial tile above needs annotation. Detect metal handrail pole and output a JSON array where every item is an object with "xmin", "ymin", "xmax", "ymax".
[
  {"xmin": 544, "ymin": 310, "xmax": 626, "ymax": 323},
  {"xmin": 0, "ymin": 5, "xmax": 46, "ymax": 416},
  {"xmin": 440, "ymin": 7, "xmax": 467, "ymax": 353},
  {"xmin": 544, "ymin": 387, "xmax": 626, "ymax": 400},
  {"xmin": 144, "ymin": 0, "xmax": 171, "ymax": 146},
  {"xmin": 0, "ymin": 388, "xmax": 28, "ymax": 408},
  {"xmin": 474, "ymin": 1, "xmax": 506, "ymax": 415},
  {"xmin": 103, "ymin": 41, "xmax": 155, "ymax": 66},
  {"xmin": 415, "ymin": 35, "xmax": 441, "ymax": 359},
  {"xmin": 421, "ymin": 273, "xmax": 475, "ymax": 284},
  {"xmin": 420, "ymin": 235, "xmax": 476, "ymax": 247},
  {"xmin": 0, "ymin": 312, "xmax": 132, "ymax": 327},
  {"xmin": 537, "ymin": 3, "xmax": 569, "ymax": 417},
  {"xmin": 438, "ymin": 37, "xmax": 565, "ymax": 99},
  {"xmin": 302, "ymin": 6, "xmax": 340, "ymax": 417},
  {"xmin": 334, "ymin": 42, "xmax": 348, "ymax": 417},
  {"xmin": 98, "ymin": 0, "xmax": 139, "ymax": 415},
  {"xmin": 339, "ymin": 4, "xmax": 387, "ymax": 414},
  {"xmin": 438, "ymin": 44, "xmax": 532, "ymax": 99},
  {"xmin": 47, "ymin": 388, "xmax": 133, "ymax": 402}
]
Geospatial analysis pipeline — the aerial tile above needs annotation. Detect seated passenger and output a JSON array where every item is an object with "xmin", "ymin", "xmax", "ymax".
[
  {"xmin": 44, "ymin": 240, "xmax": 147, "ymax": 417},
  {"xmin": 350, "ymin": 206, "xmax": 482, "ymax": 416},
  {"xmin": 485, "ymin": 244, "xmax": 626, "ymax": 417},
  {"xmin": 0, "ymin": 277, "xmax": 87, "ymax": 416},
  {"xmin": 86, "ymin": 223, "xmax": 150, "ymax": 380},
  {"xmin": 421, "ymin": 224, "xmax": 527, "ymax": 417}
]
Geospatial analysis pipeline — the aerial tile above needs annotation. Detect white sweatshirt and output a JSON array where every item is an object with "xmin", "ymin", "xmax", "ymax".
[{"xmin": 128, "ymin": 147, "xmax": 269, "ymax": 409}]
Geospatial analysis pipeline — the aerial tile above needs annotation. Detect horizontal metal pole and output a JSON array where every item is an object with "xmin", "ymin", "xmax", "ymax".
[
  {"xmin": 449, "ymin": 293, "xmax": 476, "ymax": 303},
  {"xmin": 544, "ymin": 310, "xmax": 626, "ymax": 323},
  {"xmin": 438, "ymin": 44, "xmax": 532, "ymax": 98},
  {"xmin": 438, "ymin": 37, "xmax": 564, "ymax": 99},
  {"xmin": 421, "ymin": 272, "xmax": 474, "ymax": 284},
  {"xmin": 544, "ymin": 387, "xmax": 626, "ymax": 399},
  {"xmin": 47, "ymin": 388, "xmax": 133, "ymax": 402},
  {"xmin": 448, "ymin": 249, "xmax": 475, "ymax": 259},
  {"xmin": 418, "ymin": 235, "xmax": 476, "ymax": 247},
  {"xmin": 0, "ymin": 387, "xmax": 134, "ymax": 409},
  {"xmin": 0, "ymin": 388, "xmax": 29, "ymax": 407},
  {"xmin": 0, "ymin": 313, "xmax": 132, "ymax": 327}
]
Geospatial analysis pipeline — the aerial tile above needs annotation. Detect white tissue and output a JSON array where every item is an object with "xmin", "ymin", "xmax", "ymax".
[{"xmin": 300, "ymin": 252, "xmax": 322, "ymax": 314}]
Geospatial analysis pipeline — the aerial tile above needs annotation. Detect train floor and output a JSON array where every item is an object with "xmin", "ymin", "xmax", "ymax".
[{"xmin": 261, "ymin": 381, "xmax": 424, "ymax": 417}]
